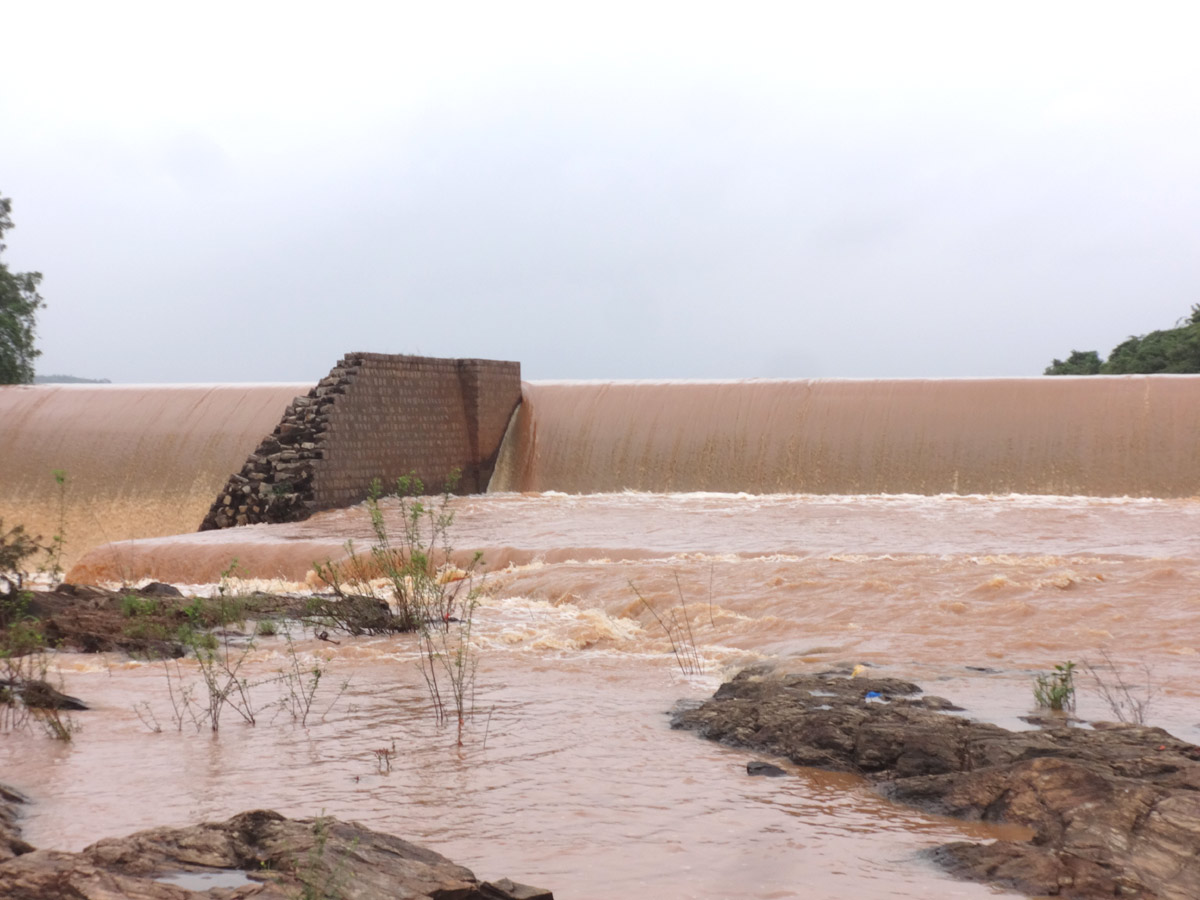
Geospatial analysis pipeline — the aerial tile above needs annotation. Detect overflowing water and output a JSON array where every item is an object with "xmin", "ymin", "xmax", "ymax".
[
  {"xmin": 5, "ymin": 377, "xmax": 1200, "ymax": 898},
  {"xmin": 0, "ymin": 383, "xmax": 308, "ymax": 569},
  {"xmin": 493, "ymin": 378, "xmax": 1200, "ymax": 496},
  {"xmin": 14, "ymin": 491, "xmax": 1200, "ymax": 899}
]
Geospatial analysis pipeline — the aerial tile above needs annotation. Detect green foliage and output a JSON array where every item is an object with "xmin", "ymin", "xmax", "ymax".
[
  {"xmin": 1044, "ymin": 349, "xmax": 1102, "ymax": 375},
  {"xmin": 256, "ymin": 618, "xmax": 278, "ymax": 637},
  {"xmin": 38, "ymin": 470, "xmax": 68, "ymax": 586},
  {"xmin": 0, "ymin": 594, "xmax": 73, "ymax": 741},
  {"xmin": 121, "ymin": 594, "xmax": 163, "ymax": 618},
  {"xmin": 309, "ymin": 469, "xmax": 479, "ymax": 634},
  {"xmin": 1033, "ymin": 660, "xmax": 1077, "ymax": 712},
  {"xmin": 1046, "ymin": 306, "xmax": 1200, "ymax": 375},
  {"xmin": 1, "ymin": 520, "xmax": 44, "ymax": 596},
  {"xmin": 0, "ymin": 195, "xmax": 45, "ymax": 384},
  {"xmin": 309, "ymin": 470, "xmax": 484, "ymax": 744}
]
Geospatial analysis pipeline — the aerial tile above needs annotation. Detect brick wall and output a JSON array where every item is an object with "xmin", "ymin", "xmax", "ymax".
[{"xmin": 200, "ymin": 353, "xmax": 521, "ymax": 530}]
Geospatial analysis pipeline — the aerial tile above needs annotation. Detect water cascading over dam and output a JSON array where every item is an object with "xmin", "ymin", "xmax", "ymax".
[
  {"xmin": 11, "ymin": 367, "xmax": 1200, "ymax": 900},
  {"xmin": 1, "ymin": 353, "xmax": 523, "ymax": 569},
  {"xmin": 0, "ymin": 383, "xmax": 309, "ymax": 571},
  {"xmin": 7, "ymin": 369, "xmax": 1200, "ymax": 574},
  {"xmin": 492, "ymin": 376, "xmax": 1200, "ymax": 497}
]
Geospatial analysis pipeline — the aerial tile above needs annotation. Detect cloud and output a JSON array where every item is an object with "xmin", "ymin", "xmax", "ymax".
[{"xmin": 4, "ymin": 2, "xmax": 1199, "ymax": 382}]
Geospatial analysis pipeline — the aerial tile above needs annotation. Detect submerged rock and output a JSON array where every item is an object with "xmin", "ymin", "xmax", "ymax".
[
  {"xmin": 673, "ymin": 666, "xmax": 1200, "ymax": 900},
  {"xmin": 0, "ymin": 809, "xmax": 553, "ymax": 900},
  {"xmin": 746, "ymin": 760, "xmax": 787, "ymax": 777},
  {"xmin": 17, "ymin": 679, "xmax": 88, "ymax": 711}
]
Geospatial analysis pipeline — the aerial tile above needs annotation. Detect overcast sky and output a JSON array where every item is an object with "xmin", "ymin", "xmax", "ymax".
[{"xmin": 3, "ymin": 2, "xmax": 1199, "ymax": 382}]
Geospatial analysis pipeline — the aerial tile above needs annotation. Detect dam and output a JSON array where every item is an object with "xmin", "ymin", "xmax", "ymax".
[
  {"xmin": 3, "ymin": 356, "xmax": 1200, "ymax": 574},
  {"xmin": 3, "ymin": 356, "xmax": 1200, "ymax": 900}
]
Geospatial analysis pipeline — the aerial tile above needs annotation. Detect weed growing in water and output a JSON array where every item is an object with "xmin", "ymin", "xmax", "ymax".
[
  {"xmin": 38, "ymin": 470, "xmax": 68, "ymax": 586},
  {"xmin": 418, "ymin": 595, "xmax": 479, "ymax": 746},
  {"xmin": 257, "ymin": 618, "xmax": 279, "ymax": 637},
  {"xmin": 274, "ymin": 632, "xmax": 345, "ymax": 728},
  {"xmin": 132, "ymin": 699, "xmax": 162, "ymax": 733},
  {"xmin": 1033, "ymin": 660, "xmax": 1077, "ymax": 712},
  {"xmin": 309, "ymin": 471, "xmax": 485, "ymax": 745},
  {"xmin": 1082, "ymin": 649, "xmax": 1157, "ymax": 725},
  {"xmin": 310, "ymin": 471, "xmax": 480, "ymax": 631},
  {"xmin": 0, "ymin": 591, "xmax": 75, "ymax": 740},
  {"xmin": 629, "ymin": 573, "xmax": 703, "ymax": 675},
  {"xmin": 373, "ymin": 739, "xmax": 396, "ymax": 773},
  {"xmin": 137, "ymin": 577, "xmax": 342, "ymax": 734},
  {"xmin": 0, "ymin": 520, "xmax": 43, "ymax": 596}
]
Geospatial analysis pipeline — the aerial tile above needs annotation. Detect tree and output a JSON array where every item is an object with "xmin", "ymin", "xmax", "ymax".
[
  {"xmin": 1044, "ymin": 350, "xmax": 1102, "ymax": 376},
  {"xmin": 1044, "ymin": 307, "xmax": 1200, "ymax": 375},
  {"xmin": 0, "ymin": 195, "xmax": 45, "ymax": 384}
]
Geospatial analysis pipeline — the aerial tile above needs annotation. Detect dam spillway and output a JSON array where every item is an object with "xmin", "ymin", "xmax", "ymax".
[
  {"xmin": 6, "ymin": 370, "xmax": 1200, "ymax": 571},
  {"xmin": 492, "ymin": 376, "xmax": 1200, "ymax": 497},
  {"xmin": 0, "ymin": 382, "xmax": 309, "ymax": 570}
]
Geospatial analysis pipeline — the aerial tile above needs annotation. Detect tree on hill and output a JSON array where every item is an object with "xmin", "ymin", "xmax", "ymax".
[
  {"xmin": 1045, "ymin": 306, "xmax": 1200, "ymax": 375},
  {"xmin": 0, "ymin": 194, "xmax": 45, "ymax": 384}
]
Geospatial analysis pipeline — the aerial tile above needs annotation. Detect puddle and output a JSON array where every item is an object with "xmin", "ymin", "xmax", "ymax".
[{"xmin": 153, "ymin": 869, "xmax": 259, "ymax": 890}]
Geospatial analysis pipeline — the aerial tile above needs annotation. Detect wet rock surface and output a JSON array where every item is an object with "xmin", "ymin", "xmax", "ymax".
[
  {"xmin": 0, "ymin": 784, "xmax": 34, "ymax": 861},
  {"xmin": 0, "ymin": 807, "xmax": 553, "ymax": 900},
  {"xmin": 673, "ymin": 666, "xmax": 1200, "ymax": 900}
]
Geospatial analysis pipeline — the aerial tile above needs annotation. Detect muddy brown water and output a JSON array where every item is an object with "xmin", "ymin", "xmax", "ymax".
[
  {"xmin": 7, "ymin": 377, "xmax": 1200, "ymax": 897},
  {"xmin": 11, "ymin": 491, "xmax": 1200, "ymax": 899},
  {"xmin": 0, "ymin": 382, "xmax": 308, "ymax": 570}
]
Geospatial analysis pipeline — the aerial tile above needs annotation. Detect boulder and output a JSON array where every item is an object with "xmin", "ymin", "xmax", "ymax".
[{"xmin": 0, "ymin": 809, "xmax": 553, "ymax": 900}]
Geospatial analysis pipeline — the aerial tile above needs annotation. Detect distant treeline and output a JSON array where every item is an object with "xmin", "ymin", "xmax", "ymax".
[
  {"xmin": 1045, "ymin": 306, "xmax": 1200, "ymax": 375},
  {"xmin": 33, "ymin": 374, "xmax": 111, "ymax": 384}
]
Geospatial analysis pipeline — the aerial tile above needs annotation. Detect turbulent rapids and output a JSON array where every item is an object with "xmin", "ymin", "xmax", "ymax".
[{"xmin": 3, "ymin": 373, "xmax": 1200, "ymax": 899}]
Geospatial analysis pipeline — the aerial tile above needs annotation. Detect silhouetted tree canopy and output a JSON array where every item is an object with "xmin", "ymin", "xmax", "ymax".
[
  {"xmin": 0, "ymin": 194, "xmax": 44, "ymax": 384},
  {"xmin": 1045, "ymin": 307, "xmax": 1200, "ymax": 375}
]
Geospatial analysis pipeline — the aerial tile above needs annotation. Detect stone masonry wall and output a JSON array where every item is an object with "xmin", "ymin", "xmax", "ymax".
[{"xmin": 199, "ymin": 353, "xmax": 521, "ymax": 530}]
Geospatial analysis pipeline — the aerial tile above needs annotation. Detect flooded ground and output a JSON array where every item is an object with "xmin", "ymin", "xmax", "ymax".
[{"xmin": 8, "ymin": 491, "xmax": 1200, "ymax": 898}]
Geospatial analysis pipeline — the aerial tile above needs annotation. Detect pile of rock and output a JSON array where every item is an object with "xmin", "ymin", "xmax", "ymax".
[{"xmin": 200, "ymin": 356, "xmax": 362, "ymax": 530}]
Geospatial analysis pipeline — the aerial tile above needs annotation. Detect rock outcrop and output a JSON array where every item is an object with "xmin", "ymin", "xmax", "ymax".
[
  {"xmin": 0, "ymin": 784, "xmax": 33, "ymax": 862},
  {"xmin": 673, "ymin": 666, "xmax": 1200, "ymax": 900},
  {"xmin": 0, "ymin": 808, "xmax": 552, "ymax": 900}
]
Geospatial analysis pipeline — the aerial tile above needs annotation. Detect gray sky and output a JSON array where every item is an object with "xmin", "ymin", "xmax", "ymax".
[{"xmin": 3, "ymin": 2, "xmax": 1199, "ymax": 382}]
